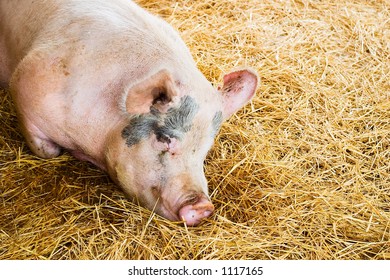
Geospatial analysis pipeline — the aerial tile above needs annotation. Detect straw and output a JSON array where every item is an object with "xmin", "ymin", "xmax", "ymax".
[{"xmin": 1, "ymin": 0, "xmax": 389, "ymax": 259}]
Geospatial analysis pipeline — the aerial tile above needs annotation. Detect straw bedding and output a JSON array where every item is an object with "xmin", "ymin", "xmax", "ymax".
[{"xmin": 1, "ymin": 0, "xmax": 389, "ymax": 259}]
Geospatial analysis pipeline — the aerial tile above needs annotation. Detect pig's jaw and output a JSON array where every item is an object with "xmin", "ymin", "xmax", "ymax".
[{"xmin": 111, "ymin": 163, "xmax": 215, "ymax": 226}]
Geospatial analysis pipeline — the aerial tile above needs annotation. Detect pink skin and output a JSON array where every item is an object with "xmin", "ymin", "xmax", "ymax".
[
  {"xmin": 0, "ymin": 0, "xmax": 258, "ymax": 226},
  {"xmin": 179, "ymin": 196, "xmax": 215, "ymax": 226},
  {"xmin": 152, "ymin": 137, "xmax": 180, "ymax": 155},
  {"xmin": 150, "ymin": 136, "xmax": 214, "ymax": 226}
]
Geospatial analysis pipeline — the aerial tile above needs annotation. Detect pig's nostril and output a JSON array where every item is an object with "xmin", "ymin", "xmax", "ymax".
[{"xmin": 178, "ymin": 199, "xmax": 214, "ymax": 226}]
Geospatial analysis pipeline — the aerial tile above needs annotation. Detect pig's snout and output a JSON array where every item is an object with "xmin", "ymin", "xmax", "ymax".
[{"xmin": 178, "ymin": 196, "xmax": 214, "ymax": 226}]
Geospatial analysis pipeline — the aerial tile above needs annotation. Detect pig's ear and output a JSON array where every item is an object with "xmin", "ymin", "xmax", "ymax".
[
  {"xmin": 219, "ymin": 69, "xmax": 258, "ymax": 119},
  {"xmin": 125, "ymin": 69, "xmax": 178, "ymax": 114}
]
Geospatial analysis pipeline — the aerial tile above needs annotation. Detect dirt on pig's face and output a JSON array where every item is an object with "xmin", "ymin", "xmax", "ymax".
[
  {"xmin": 106, "ymin": 95, "xmax": 223, "ymax": 226},
  {"xmin": 105, "ymin": 68, "xmax": 257, "ymax": 226}
]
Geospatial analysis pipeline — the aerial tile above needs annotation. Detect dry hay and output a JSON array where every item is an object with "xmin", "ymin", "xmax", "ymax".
[{"xmin": 1, "ymin": 0, "xmax": 390, "ymax": 260}]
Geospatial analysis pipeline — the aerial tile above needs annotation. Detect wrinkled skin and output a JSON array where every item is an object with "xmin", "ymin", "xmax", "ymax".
[{"xmin": 0, "ymin": 0, "xmax": 258, "ymax": 226}]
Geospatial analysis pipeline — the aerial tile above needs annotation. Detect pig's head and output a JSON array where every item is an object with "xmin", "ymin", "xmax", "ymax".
[{"xmin": 106, "ymin": 68, "xmax": 258, "ymax": 226}]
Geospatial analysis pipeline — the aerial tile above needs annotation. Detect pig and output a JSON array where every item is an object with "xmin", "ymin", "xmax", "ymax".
[{"xmin": 0, "ymin": 0, "xmax": 258, "ymax": 226}]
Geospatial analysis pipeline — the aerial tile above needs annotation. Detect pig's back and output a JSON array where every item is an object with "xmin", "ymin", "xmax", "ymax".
[{"xmin": 0, "ymin": 0, "xmax": 194, "ymax": 84}]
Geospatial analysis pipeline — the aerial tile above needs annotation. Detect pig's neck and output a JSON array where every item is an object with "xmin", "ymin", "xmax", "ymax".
[
  {"xmin": 64, "ymin": 119, "xmax": 123, "ymax": 172},
  {"xmin": 48, "ymin": 89, "xmax": 126, "ymax": 172}
]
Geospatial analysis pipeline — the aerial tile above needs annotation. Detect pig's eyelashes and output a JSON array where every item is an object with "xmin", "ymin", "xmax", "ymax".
[{"xmin": 155, "ymin": 131, "xmax": 171, "ymax": 144}]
